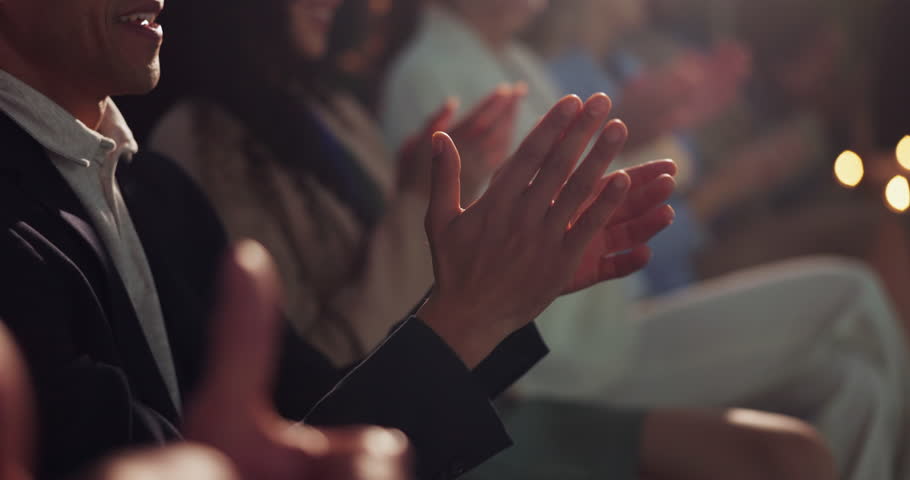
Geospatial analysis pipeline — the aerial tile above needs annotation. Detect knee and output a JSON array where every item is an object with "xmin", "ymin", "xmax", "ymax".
[{"xmin": 727, "ymin": 410, "xmax": 838, "ymax": 480}]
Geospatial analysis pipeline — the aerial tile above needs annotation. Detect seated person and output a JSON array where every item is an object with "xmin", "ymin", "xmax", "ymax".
[
  {"xmin": 148, "ymin": 0, "xmax": 524, "ymax": 367},
  {"xmin": 0, "ymin": 247, "xmax": 411, "ymax": 480},
  {"xmin": 381, "ymin": 1, "xmax": 910, "ymax": 479},
  {"xmin": 0, "ymin": 0, "xmax": 671, "ymax": 478}
]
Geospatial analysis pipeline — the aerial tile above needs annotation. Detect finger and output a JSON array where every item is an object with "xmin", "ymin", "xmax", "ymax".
[
  {"xmin": 453, "ymin": 84, "xmax": 513, "ymax": 138},
  {"xmin": 595, "ymin": 204, "xmax": 676, "ymax": 254},
  {"xmin": 611, "ymin": 173, "xmax": 676, "ymax": 225},
  {"xmin": 201, "ymin": 240, "xmax": 283, "ymax": 408},
  {"xmin": 467, "ymin": 91, "xmax": 523, "ymax": 145},
  {"xmin": 426, "ymin": 132, "xmax": 462, "ymax": 236},
  {"xmin": 526, "ymin": 94, "xmax": 614, "ymax": 214},
  {"xmin": 625, "ymin": 159, "xmax": 678, "ymax": 186},
  {"xmin": 567, "ymin": 245, "xmax": 653, "ymax": 294},
  {"xmin": 296, "ymin": 428, "xmax": 411, "ymax": 480},
  {"xmin": 564, "ymin": 171, "xmax": 630, "ymax": 252},
  {"xmin": 487, "ymin": 95, "xmax": 582, "ymax": 201},
  {"xmin": 423, "ymin": 97, "xmax": 459, "ymax": 136},
  {"xmin": 548, "ymin": 118, "xmax": 627, "ymax": 227},
  {"xmin": 0, "ymin": 322, "xmax": 32, "ymax": 480}
]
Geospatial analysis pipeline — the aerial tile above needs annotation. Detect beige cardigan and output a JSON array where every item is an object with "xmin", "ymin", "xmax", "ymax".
[{"xmin": 149, "ymin": 95, "xmax": 434, "ymax": 366}]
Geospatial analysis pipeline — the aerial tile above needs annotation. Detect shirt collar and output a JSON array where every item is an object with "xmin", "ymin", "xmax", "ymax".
[{"xmin": 0, "ymin": 69, "xmax": 138, "ymax": 167}]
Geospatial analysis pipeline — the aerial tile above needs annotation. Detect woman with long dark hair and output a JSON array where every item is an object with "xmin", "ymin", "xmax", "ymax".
[{"xmin": 148, "ymin": 0, "xmax": 522, "ymax": 366}]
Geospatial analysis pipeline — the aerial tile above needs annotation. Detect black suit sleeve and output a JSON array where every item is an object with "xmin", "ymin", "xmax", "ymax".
[
  {"xmin": 274, "ymin": 318, "xmax": 546, "ymax": 480},
  {"xmin": 130, "ymin": 152, "xmax": 551, "ymax": 480}
]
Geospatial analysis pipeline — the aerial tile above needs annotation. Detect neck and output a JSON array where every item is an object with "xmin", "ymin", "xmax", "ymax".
[
  {"xmin": 446, "ymin": 4, "xmax": 511, "ymax": 50},
  {"xmin": 0, "ymin": 43, "xmax": 107, "ymax": 129}
]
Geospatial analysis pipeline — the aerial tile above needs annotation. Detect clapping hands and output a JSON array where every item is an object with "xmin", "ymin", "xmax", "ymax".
[{"xmin": 418, "ymin": 93, "xmax": 677, "ymax": 368}]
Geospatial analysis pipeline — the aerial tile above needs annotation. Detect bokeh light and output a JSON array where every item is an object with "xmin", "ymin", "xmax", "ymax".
[
  {"xmin": 834, "ymin": 150, "xmax": 864, "ymax": 187},
  {"xmin": 897, "ymin": 135, "xmax": 910, "ymax": 171},
  {"xmin": 885, "ymin": 175, "xmax": 910, "ymax": 213}
]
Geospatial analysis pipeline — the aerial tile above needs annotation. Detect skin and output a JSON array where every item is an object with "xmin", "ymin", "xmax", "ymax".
[
  {"xmin": 288, "ymin": 0, "xmax": 344, "ymax": 58},
  {"xmin": 0, "ymin": 0, "xmax": 164, "ymax": 128},
  {"xmin": 288, "ymin": 0, "xmax": 526, "ymax": 201}
]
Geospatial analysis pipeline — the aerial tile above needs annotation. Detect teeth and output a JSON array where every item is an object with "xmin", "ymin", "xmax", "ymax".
[{"xmin": 118, "ymin": 12, "xmax": 157, "ymax": 26}]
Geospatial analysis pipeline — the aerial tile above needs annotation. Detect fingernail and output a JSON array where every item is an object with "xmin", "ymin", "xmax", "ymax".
[
  {"xmin": 560, "ymin": 96, "xmax": 581, "ymax": 116},
  {"xmin": 606, "ymin": 122, "xmax": 625, "ymax": 143},
  {"xmin": 236, "ymin": 240, "xmax": 270, "ymax": 273},
  {"xmin": 513, "ymin": 82, "xmax": 529, "ymax": 96},
  {"xmin": 610, "ymin": 173, "xmax": 630, "ymax": 192},
  {"xmin": 586, "ymin": 94, "xmax": 611, "ymax": 116},
  {"xmin": 432, "ymin": 132, "xmax": 445, "ymax": 155},
  {"xmin": 363, "ymin": 428, "xmax": 409, "ymax": 456}
]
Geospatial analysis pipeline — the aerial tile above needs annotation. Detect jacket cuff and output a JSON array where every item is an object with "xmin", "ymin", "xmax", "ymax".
[{"xmin": 306, "ymin": 317, "xmax": 513, "ymax": 479}]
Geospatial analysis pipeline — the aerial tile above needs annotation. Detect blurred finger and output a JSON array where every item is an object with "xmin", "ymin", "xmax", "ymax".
[
  {"xmin": 454, "ymin": 85, "xmax": 513, "ymax": 138},
  {"xmin": 201, "ymin": 240, "xmax": 283, "ymax": 408},
  {"xmin": 423, "ymin": 98, "xmax": 459, "ymax": 136},
  {"xmin": 567, "ymin": 245, "xmax": 653, "ymax": 293},
  {"xmin": 0, "ymin": 322, "xmax": 32, "ymax": 480}
]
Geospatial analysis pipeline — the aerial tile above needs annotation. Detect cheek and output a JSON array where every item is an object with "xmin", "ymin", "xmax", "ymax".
[{"xmin": 288, "ymin": 3, "xmax": 326, "ymax": 59}]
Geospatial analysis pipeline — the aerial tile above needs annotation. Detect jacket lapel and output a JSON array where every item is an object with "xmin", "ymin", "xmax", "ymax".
[{"xmin": 0, "ymin": 113, "xmax": 180, "ymax": 422}]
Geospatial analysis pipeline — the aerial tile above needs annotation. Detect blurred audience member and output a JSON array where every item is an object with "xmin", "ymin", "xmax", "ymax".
[
  {"xmin": 382, "ymin": 1, "xmax": 910, "ymax": 479},
  {"xmin": 525, "ymin": 0, "xmax": 752, "ymax": 293},
  {"xmin": 150, "ymin": 0, "xmax": 523, "ymax": 366}
]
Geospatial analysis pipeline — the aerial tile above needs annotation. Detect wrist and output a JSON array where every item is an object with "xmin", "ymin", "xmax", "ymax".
[{"xmin": 416, "ymin": 296, "xmax": 501, "ymax": 369}]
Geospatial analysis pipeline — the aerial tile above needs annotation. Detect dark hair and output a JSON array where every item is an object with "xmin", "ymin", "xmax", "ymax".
[{"xmin": 160, "ymin": 0, "xmax": 378, "ymax": 356}]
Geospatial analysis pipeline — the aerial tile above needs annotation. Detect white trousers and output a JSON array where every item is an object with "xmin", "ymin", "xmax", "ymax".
[{"xmin": 526, "ymin": 257, "xmax": 910, "ymax": 480}]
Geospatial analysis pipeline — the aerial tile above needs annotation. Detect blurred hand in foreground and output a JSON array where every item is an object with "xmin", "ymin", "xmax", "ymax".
[{"xmin": 183, "ymin": 241, "xmax": 411, "ymax": 480}]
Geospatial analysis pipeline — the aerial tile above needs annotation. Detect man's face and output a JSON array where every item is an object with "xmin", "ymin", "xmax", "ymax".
[{"xmin": 0, "ymin": 0, "xmax": 164, "ymax": 97}]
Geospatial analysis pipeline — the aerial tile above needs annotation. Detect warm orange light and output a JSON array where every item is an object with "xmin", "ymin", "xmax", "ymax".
[
  {"xmin": 897, "ymin": 136, "xmax": 910, "ymax": 171},
  {"xmin": 834, "ymin": 150, "xmax": 864, "ymax": 187},
  {"xmin": 885, "ymin": 175, "xmax": 910, "ymax": 213}
]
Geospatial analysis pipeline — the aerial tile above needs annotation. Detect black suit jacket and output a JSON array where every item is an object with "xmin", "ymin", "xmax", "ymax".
[{"xmin": 0, "ymin": 113, "xmax": 548, "ymax": 480}]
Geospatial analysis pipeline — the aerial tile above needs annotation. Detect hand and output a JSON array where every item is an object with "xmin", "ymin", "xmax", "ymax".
[
  {"xmin": 183, "ymin": 241, "xmax": 411, "ymax": 480},
  {"xmin": 398, "ymin": 84, "xmax": 524, "ymax": 202},
  {"xmin": 670, "ymin": 42, "xmax": 752, "ymax": 130},
  {"xmin": 418, "ymin": 94, "xmax": 676, "ymax": 368},
  {"xmin": 616, "ymin": 61, "xmax": 700, "ymax": 149},
  {"xmin": 0, "ymin": 322, "xmax": 32, "ymax": 480},
  {"xmin": 83, "ymin": 444, "xmax": 239, "ymax": 480}
]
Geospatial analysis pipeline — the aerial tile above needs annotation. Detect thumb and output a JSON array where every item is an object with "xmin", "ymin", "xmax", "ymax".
[
  {"xmin": 199, "ymin": 240, "xmax": 283, "ymax": 409},
  {"xmin": 426, "ymin": 132, "xmax": 462, "ymax": 236}
]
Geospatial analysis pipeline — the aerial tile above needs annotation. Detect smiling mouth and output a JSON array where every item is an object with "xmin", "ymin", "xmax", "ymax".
[{"xmin": 117, "ymin": 11, "xmax": 162, "ymax": 36}]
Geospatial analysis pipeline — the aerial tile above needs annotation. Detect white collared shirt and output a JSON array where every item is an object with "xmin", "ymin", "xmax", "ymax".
[{"xmin": 0, "ymin": 70, "xmax": 181, "ymax": 410}]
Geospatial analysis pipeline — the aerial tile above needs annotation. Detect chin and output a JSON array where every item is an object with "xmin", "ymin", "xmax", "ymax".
[{"xmin": 113, "ymin": 61, "xmax": 162, "ymax": 96}]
